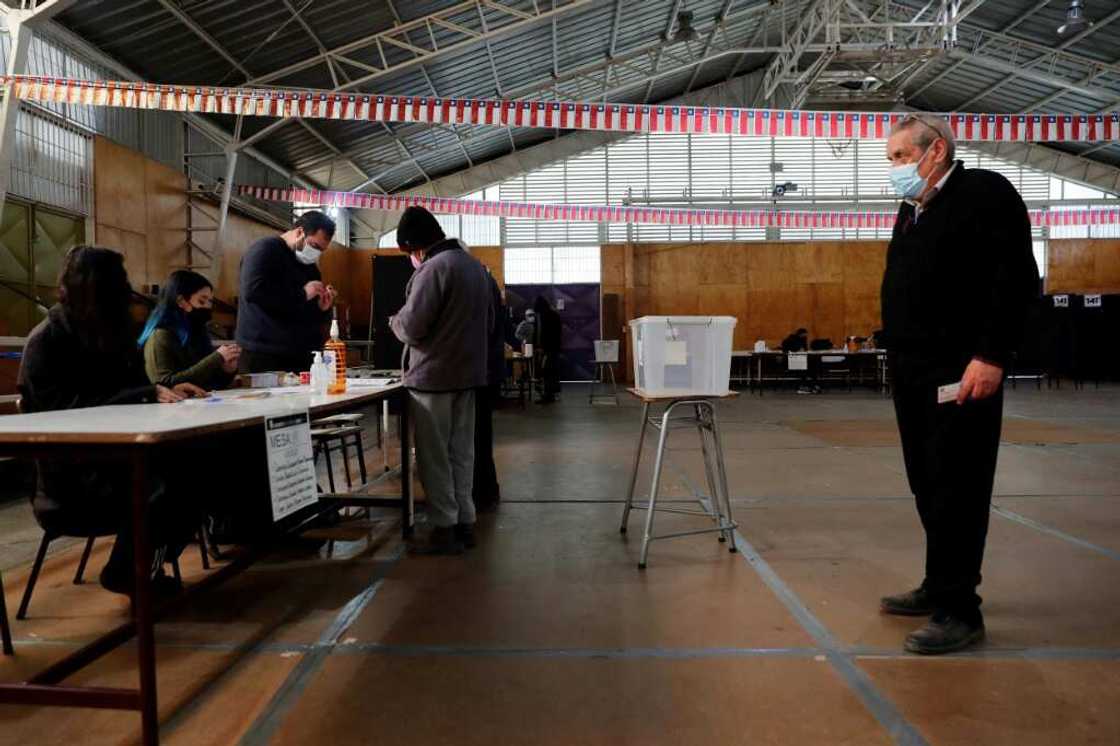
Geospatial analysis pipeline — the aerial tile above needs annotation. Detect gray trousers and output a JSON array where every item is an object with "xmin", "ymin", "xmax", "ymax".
[{"xmin": 410, "ymin": 389, "xmax": 477, "ymax": 528}]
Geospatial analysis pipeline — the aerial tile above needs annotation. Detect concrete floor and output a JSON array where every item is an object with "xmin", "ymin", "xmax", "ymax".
[{"xmin": 1, "ymin": 384, "xmax": 1118, "ymax": 745}]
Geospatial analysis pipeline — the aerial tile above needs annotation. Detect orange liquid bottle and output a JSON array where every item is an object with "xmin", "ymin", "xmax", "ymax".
[{"xmin": 325, "ymin": 317, "xmax": 347, "ymax": 394}]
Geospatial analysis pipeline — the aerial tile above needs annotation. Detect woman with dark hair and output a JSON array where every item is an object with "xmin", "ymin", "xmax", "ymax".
[
  {"xmin": 17, "ymin": 246, "xmax": 205, "ymax": 597},
  {"xmin": 140, "ymin": 270, "xmax": 239, "ymax": 389}
]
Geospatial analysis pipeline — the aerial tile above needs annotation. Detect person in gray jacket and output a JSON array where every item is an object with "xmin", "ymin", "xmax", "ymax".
[{"xmin": 390, "ymin": 206, "xmax": 494, "ymax": 555}]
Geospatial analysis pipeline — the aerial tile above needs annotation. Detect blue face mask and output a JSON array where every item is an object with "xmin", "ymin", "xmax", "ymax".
[{"xmin": 889, "ymin": 145, "xmax": 933, "ymax": 199}]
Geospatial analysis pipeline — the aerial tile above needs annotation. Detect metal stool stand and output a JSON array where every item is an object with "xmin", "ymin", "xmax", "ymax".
[
  {"xmin": 619, "ymin": 390, "xmax": 738, "ymax": 569},
  {"xmin": 589, "ymin": 361, "xmax": 619, "ymax": 405}
]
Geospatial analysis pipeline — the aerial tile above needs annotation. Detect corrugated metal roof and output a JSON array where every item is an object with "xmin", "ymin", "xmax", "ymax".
[{"xmin": 52, "ymin": 0, "xmax": 1120, "ymax": 194}]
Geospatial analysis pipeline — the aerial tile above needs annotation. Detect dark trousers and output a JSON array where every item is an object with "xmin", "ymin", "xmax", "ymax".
[
  {"xmin": 36, "ymin": 462, "xmax": 197, "ymax": 584},
  {"xmin": 473, "ymin": 384, "xmax": 501, "ymax": 503},
  {"xmin": 539, "ymin": 351, "xmax": 561, "ymax": 399},
  {"xmin": 892, "ymin": 355, "xmax": 1003, "ymax": 624},
  {"xmin": 240, "ymin": 348, "xmax": 314, "ymax": 375}
]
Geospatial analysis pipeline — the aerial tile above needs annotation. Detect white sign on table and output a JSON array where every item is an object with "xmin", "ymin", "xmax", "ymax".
[
  {"xmin": 1053, "ymin": 295, "xmax": 1070, "ymax": 308},
  {"xmin": 787, "ymin": 353, "xmax": 809, "ymax": 371},
  {"xmin": 1085, "ymin": 294, "xmax": 1102, "ymax": 308},
  {"xmin": 263, "ymin": 410, "xmax": 318, "ymax": 521}
]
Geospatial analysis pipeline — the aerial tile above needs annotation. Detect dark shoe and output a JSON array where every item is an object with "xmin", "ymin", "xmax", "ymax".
[
  {"xmin": 474, "ymin": 493, "xmax": 501, "ymax": 514},
  {"xmin": 904, "ymin": 615, "xmax": 985, "ymax": 655},
  {"xmin": 100, "ymin": 567, "xmax": 183, "ymax": 600},
  {"xmin": 454, "ymin": 523, "xmax": 477, "ymax": 549},
  {"xmin": 408, "ymin": 525, "xmax": 465, "ymax": 556},
  {"xmin": 880, "ymin": 587, "xmax": 934, "ymax": 616}
]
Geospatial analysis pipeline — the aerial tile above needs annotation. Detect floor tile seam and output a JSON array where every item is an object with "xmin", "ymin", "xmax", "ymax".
[
  {"xmin": 5, "ymin": 636, "xmax": 1118, "ymax": 663},
  {"xmin": 237, "ymin": 546, "xmax": 405, "ymax": 746},
  {"xmin": 667, "ymin": 461, "xmax": 930, "ymax": 746},
  {"xmin": 990, "ymin": 505, "xmax": 1120, "ymax": 562}
]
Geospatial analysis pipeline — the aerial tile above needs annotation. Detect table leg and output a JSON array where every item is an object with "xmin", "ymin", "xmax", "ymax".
[
  {"xmin": 695, "ymin": 404, "xmax": 724, "ymax": 542},
  {"xmin": 399, "ymin": 391, "xmax": 413, "ymax": 538},
  {"xmin": 0, "ymin": 571, "xmax": 13, "ymax": 655},
  {"xmin": 639, "ymin": 404, "xmax": 676, "ymax": 569},
  {"xmin": 706, "ymin": 403, "xmax": 737, "ymax": 551},
  {"xmin": 130, "ymin": 451, "xmax": 159, "ymax": 746},
  {"xmin": 619, "ymin": 402, "xmax": 650, "ymax": 534}
]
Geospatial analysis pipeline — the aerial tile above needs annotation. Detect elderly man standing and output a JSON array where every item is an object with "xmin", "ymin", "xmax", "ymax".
[
  {"xmin": 391, "ymin": 206, "xmax": 494, "ymax": 555},
  {"xmin": 879, "ymin": 113, "xmax": 1039, "ymax": 654}
]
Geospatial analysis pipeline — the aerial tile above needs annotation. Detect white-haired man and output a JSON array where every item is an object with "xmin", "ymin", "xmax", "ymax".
[{"xmin": 879, "ymin": 113, "xmax": 1039, "ymax": 654}]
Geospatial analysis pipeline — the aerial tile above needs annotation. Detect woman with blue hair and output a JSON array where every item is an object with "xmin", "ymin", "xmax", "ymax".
[{"xmin": 140, "ymin": 270, "xmax": 239, "ymax": 390}]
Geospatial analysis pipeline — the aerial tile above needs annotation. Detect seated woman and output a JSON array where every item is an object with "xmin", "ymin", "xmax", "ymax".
[
  {"xmin": 17, "ymin": 246, "xmax": 206, "ymax": 597},
  {"xmin": 141, "ymin": 270, "xmax": 239, "ymax": 390}
]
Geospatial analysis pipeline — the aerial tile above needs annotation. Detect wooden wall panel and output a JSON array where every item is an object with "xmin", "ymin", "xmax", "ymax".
[
  {"xmin": 603, "ymin": 240, "xmax": 890, "ymax": 357},
  {"xmin": 470, "ymin": 246, "xmax": 504, "ymax": 287},
  {"xmin": 143, "ymin": 158, "xmax": 189, "ymax": 285},
  {"xmin": 1047, "ymin": 239, "xmax": 1120, "ymax": 294},
  {"xmin": 93, "ymin": 138, "xmax": 146, "ymax": 235},
  {"xmin": 601, "ymin": 244, "xmax": 625, "ymax": 286}
]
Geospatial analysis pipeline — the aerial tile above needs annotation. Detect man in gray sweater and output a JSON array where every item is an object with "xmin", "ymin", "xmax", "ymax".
[{"xmin": 391, "ymin": 207, "xmax": 494, "ymax": 554}]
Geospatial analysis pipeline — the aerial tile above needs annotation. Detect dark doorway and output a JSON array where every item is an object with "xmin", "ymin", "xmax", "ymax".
[
  {"xmin": 505, "ymin": 283, "xmax": 600, "ymax": 381},
  {"xmin": 372, "ymin": 255, "xmax": 413, "ymax": 370}
]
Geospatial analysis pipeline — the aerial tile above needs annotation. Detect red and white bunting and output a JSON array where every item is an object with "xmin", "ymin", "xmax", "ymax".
[
  {"xmin": 4, "ymin": 74, "xmax": 1119, "ymax": 143},
  {"xmin": 237, "ymin": 185, "xmax": 1120, "ymax": 229}
]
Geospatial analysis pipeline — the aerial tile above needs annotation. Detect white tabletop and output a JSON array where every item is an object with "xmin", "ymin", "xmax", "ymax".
[
  {"xmin": 732, "ymin": 349, "xmax": 886, "ymax": 356},
  {"xmin": 0, "ymin": 383, "xmax": 402, "ymax": 446}
]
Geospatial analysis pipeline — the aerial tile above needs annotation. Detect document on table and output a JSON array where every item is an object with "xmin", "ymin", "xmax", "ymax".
[
  {"xmin": 346, "ymin": 377, "xmax": 398, "ymax": 387},
  {"xmin": 263, "ymin": 410, "xmax": 318, "ymax": 521}
]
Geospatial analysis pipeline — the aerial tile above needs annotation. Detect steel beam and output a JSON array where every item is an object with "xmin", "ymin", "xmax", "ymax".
[
  {"xmin": 952, "ymin": 6, "xmax": 1120, "ymax": 111},
  {"xmin": 215, "ymin": 115, "xmax": 243, "ymax": 257},
  {"xmin": 245, "ymin": 0, "xmax": 591, "ymax": 88},
  {"xmin": 905, "ymin": 0, "xmax": 1055, "ymax": 100},
  {"xmin": 967, "ymin": 140, "xmax": 1120, "ymax": 197},
  {"xmin": 153, "ymin": 0, "xmax": 252, "ymax": 79}
]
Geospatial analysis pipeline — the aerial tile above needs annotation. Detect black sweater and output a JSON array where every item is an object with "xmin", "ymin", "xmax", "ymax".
[
  {"xmin": 18, "ymin": 305, "xmax": 156, "ymax": 413},
  {"xmin": 235, "ymin": 236, "xmax": 330, "ymax": 356},
  {"xmin": 17, "ymin": 305, "xmax": 156, "ymax": 530},
  {"xmin": 880, "ymin": 162, "xmax": 1040, "ymax": 370}
]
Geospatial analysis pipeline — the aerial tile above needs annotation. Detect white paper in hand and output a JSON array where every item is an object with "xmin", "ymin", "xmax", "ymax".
[{"xmin": 937, "ymin": 382, "xmax": 961, "ymax": 404}]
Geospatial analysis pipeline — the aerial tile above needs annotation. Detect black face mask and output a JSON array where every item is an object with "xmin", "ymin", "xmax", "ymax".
[{"xmin": 188, "ymin": 307, "xmax": 213, "ymax": 326}]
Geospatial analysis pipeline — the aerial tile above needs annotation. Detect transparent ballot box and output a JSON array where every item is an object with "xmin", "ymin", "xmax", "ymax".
[{"xmin": 629, "ymin": 316, "xmax": 736, "ymax": 396}]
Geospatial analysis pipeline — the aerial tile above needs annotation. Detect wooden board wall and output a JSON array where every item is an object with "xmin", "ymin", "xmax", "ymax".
[
  {"xmin": 93, "ymin": 135, "xmax": 278, "ymax": 301},
  {"xmin": 318, "ymin": 246, "xmax": 504, "ymax": 330},
  {"xmin": 1046, "ymin": 239, "xmax": 1120, "ymax": 295},
  {"xmin": 602, "ymin": 240, "xmax": 888, "ymax": 353}
]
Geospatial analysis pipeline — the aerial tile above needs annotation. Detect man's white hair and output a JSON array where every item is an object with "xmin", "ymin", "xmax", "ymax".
[{"xmin": 890, "ymin": 113, "xmax": 956, "ymax": 163}]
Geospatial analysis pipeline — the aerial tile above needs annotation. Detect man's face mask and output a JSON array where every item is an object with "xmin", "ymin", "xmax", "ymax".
[
  {"xmin": 409, "ymin": 252, "xmax": 423, "ymax": 270},
  {"xmin": 297, "ymin": 235, "xmax": 323, "ymax": 265},
  {"xmin": 889, "ymin": 142, "xmax": 935, "ymax": 199}
]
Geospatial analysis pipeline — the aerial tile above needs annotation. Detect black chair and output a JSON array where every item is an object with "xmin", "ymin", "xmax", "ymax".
[
  {"xmin": 1, "ymin": 570, "xmax": 13, "ymax": 655},
  {"xmin": 14, "ymin": 397, "xmax": 197, "ymax": 619}
]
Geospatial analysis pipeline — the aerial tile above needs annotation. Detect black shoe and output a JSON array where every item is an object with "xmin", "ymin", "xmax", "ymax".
[
  {"xmin": 408, "ymin": 525, "xmax": 465, "ymax": 556},
  {"xmin": 474, "ymin": 492, "xmax": 501, "ymax": 514},
  {"xmin": 100, "ymin": 567, "xmax": 183, "ymax": 600},
  {"xmin": 905, "ymin": 614, "xmax": 985, "ymax": 655},
  {"xmin": 880, "ymin": 587, "xmax": 934, "ymax": 616},
  {"xmin": 454, "ymin": 523, "xmax": 477, "ymax": 549}
]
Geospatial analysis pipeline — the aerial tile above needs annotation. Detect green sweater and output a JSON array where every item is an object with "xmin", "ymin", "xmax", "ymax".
[{"xmin": 143, "ymin": 328, "xmax": 234, "ymax": 390}]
